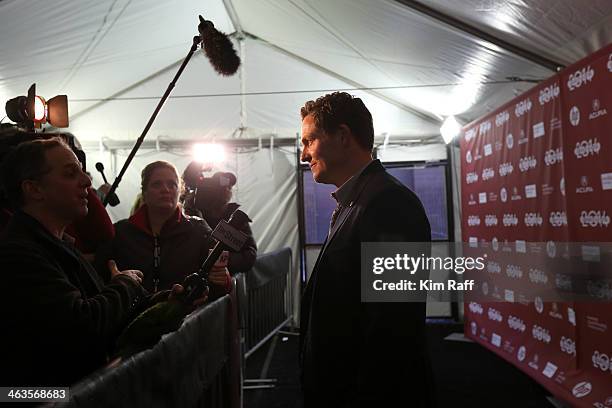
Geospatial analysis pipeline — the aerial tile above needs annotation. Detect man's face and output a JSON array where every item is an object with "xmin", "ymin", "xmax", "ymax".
[
  {"xmin": 143, "ymin": 167, "xmax": 180, "ymax": 213},
  {"xmin": 300, "ymin": 114, "xmax": 343, "ymax": 185},
  {"xmin": 35, "ymin": 145, "xmax": 92, "ymax": 222}
]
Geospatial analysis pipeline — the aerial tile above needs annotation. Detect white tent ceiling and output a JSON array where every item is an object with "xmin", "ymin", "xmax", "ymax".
[{"xmin": 2, "ymin": 0, "xmax": 612, "ymax": 143}]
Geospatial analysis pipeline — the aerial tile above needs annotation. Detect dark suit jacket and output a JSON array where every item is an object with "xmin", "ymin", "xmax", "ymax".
[
  {"xmin": 0, "ymin": 211, "xmax": 148, "ymax": 387},
  {"xmin": 300, "ymin": 160, "xmax": 434, "ymax": 407}
]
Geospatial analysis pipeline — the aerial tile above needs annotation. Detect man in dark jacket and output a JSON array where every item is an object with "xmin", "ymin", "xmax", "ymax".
[
  {"xmin": 0, "ymin": 138, "xmax": 148, "ymax": 387},
  {"xmin": 299, "ymin": 92, "xmax": 434, "ymax": 407}
]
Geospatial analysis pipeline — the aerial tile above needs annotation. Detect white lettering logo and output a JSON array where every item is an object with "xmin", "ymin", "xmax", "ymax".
[
  {"xmin": 469, "ymin": 302, "xmax": 484, "ymax": 315},
  {"xmin": 549, "ymin": 211, "xmax": 568, "ymax": 227},
  {"xmin": 466, "ymin": 150, "xmax": 472, "ymax": 163},
  {"xmin": 466, "ymin": 172, "xmax": 479, "ymax": 184},
  {"xmin": 567, "ymin": 66, "xmax": 595, "ymax": 91},
  {"xmin": 529, "ymin": 268, "xmax": 548, "ymax": 284},
  {"xmin": 485, "ymin": 214, "xmax": 498, "ymax": 227},
  {"xmin": 589, "ymin": 98, "xmax": 608, "ymax": 120},
  {"xmin": 464, "ymin": 128, "xmax": 476, "ymax": 142},
  {"xmin": 487, "ymin": 261, "xmax": 501, "ymax": 274},
  {"xmin": 556, "ymin": 274, "xmax": 572, "ymax": 291},
  {"xmin": 479, "ymin": 121, "xmax": 492, "ymax": 135},
  {"xmin": 484, "ymin": 143, "xmax": 492, "ymax": 156},
  {"xmin": 500, "ymin": 187, "xmax": 507, "ymax": 203},
  {"xmin": 544, "ymin": 148, "xmax": 563, "ymax": 166},
  {"xmin": 506, "ymin": 134, "xmax": 514, "ymax": 149},
  {"xmin": 515, "ymin": 98, "xmax": 533, "ymax": 117},
  {"xmin": 508, "ymin": 316, "xmax": 526, "ymax": 332},
  {"xmin": 572, "ymin": 382, "xmax": 592, "ymax": 398},
  {"xmin": 488, "ymin": 308, "xmax": 503, "ymax": 322},
  {"xmin": 479, "ymin": 192, "xmax": 487, "ymax": 204},
  {"xmin": 524, "ymin": 212, "xmax": 543, "ymax": 227},
  {"xmin": 517, "ymin": 346, "xmax": 526, "ymax": 362},
  {"xmin": 602, "ymin": 173, "xmax": 612, "ymax": 191},
  {"xmin": 560, "ymin": 177, "xmax": 565, "ymax": 196},
  {"xmin": 576, "ymin": 176, "xmax": 594, "ymax": 194},
  {"xmin": 569, "ymin": 106, "xmax": 580, "ymax": 126},
  {"xmin": 503, "ymin": 214, "xmax": 518, "ymax": 227},
  {"xmin": 580, "ymin": 210, "xmax": 610, "ymax": 228},
  {"xmin": 560, "ymin": 336, "xmax": 576, "ymax": 356},
  {"xmin": 592, "ymin": 351, "xmax": 612, "ymax": 373},
  {"xmin": 525, "ymin": 184, "xmax": 537, "ymax": 198},
  {"xmin": 535, "ymin": 296, "xmax": 544, "ymax": 313},
  {"xmin": 519, "ymin": 156, "xmax": 537, "ymax": 172},
  {"xmin": 496, "ymin": 111, "xmax": 509, "ymax": 127},
  {"xmin": 506, "ymin": 264, "xmax": 523, "ymax": 279},
  {"xmin": 532, "ymin": 325, "xmax": 551, "ymax": 343},
  {"xmin": 608, "ymin": 53, "xmax": 612, "ymax": 72},
  {"xmin": 467, "ymin": 215, "xmax": 481, "ymax": 227},
  {"xmin": 539, "ymin": 83, "xmax": 560, "ymax": 105},
  {"xmin": 482, "ymin": 167, "xmax": 495, "ymax": 181},
  {"xmin": 499, "ymin": 162, "xmax": 514, "ymax": 176},
  {"xmin": 533, "ymin": 122, "xmax": 545, "ymax": 139},
  {"xmin": 574, "ymin": 138, "xmax": 601, "ymax": 159}
]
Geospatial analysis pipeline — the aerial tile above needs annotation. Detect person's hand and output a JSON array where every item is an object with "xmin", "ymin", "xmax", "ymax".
[
  {"xmin": 168, "ymin": 284, "xmax": 209, "ymax": 307},
  {"xmin": 108, "ymin": 260, "xmax": 143, "ymax": 284},
  {"xmin": 209, "ymin": 265, "xmax": 230, "ymax": 286},
  {"xmin": 98, "ymin": 183, "xmax": 111, "ymax": 195}
]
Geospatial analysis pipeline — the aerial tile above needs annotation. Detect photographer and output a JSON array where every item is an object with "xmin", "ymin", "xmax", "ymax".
[{"xmin": 183, "ymin": 163, "xmax": 257, "ymax": 274}]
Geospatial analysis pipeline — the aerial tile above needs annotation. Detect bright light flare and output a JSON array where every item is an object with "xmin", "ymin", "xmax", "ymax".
[
  {"xmin": 34, "ymin": 95, "xmax": 46, "ymax": 121},
  {"xmin": 440, "ymin": 116, "xmax": 461, "ymax": 144},
  {"xmin": 192, "ymin": 143, "xmax": 226, "ymax": 164}
]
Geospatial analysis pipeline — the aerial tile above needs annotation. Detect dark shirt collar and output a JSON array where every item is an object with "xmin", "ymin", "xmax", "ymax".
[{"xmin": 331, "ymin": 160, "xmax": 376, "ymax": 206}]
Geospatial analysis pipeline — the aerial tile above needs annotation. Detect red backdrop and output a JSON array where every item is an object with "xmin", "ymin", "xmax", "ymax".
[{"xmin": 461, "ymin": 43, "xmax": 612, "ymax": 407}]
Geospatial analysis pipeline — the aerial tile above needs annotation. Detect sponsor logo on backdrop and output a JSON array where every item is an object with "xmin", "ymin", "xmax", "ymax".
[
  {"xmin": 602, "ymin": 173, "xmax": 612, "ymax": 190},
  {"xmin": 491, "ymin": 333, "xmax": 502, "ymax": 347},
  {"xmin": 470, "ymin": 321, "xmax": 477, "ymax": 335},
  {"xmin": 504, "ymin": 289, "xmax": 515, "ymax": 302},
  {"xmin": 494, "ymin": 140, "xmax": 502, "ymax": 151},
  {"xmin": 484, "ymin": 143, "xmax": 492, "ymax": 156},
  {"xmin": 508, "ymin": 316, "xmax": 526, "ymax": 332},
  {"xmin": 485, "ymin": 214, "xmax": 498, "ymax": 227},
  {"xmin": 550, "ymin": 117, "xmax": 562, "ymax": 130},
  {"xmin": 567, "ymin": 307, "xmax": 576, "ymax": 326},
  {"xmin": 524, "ymin": 212, "xmax": 543, "ymax": 227},
  {"xmin": 517, "ymin": 346, "xmax": 527, "ymax": 362},
  {"xmin": 592, "ymin": 351, "xmax": 611, "ymax": 373},
  {"xmin": 465, "ymin": 128, "xmax": 476, "ymax": 142},
  {"xmin": 572, "ymin": 382, "xmax": 592, "ymax": 398},
  {"xmin": 519, "ymin": 156, "xmax": 537, "ymax": 172},
  {"xmin": 469, "ymin": 237, "xmax": 478, "ymax": 247},
  {"xmin": 569, "ymin": 106, "xmax": 580, "ymax": 126},
  {"xmin": 467, "ymin": 215, "xmax": 481, "ymax": 227},
  {"xmin": 550, "ymin": 302, "xmax": 563, "ymax": 319},
  {"xmin": 479, "ymin": 192, "xmax": 487, "ymax": 204},
  {"xmin": 535, "ymin": 296, "xmax": 544, "ymax": 313},
  {"xmin": 567, "ymin": 65, "xmax": 595, "ymax": 91},
  {"xmin": 515, "ymin": 98, "xmax": 533, "ymax": 117},
  {"xmin": 466, "ymin": 171, "xmax": 479, "ymax": 184},
  {"xmin": 499, "ymin": 162, "xmax": 513, "ymax": 176},
  {"xmin": 580, "ymin": 210, "xmax": 610, "ymax": 228},
  {"xmin": 506, "ymin": 133, "xmax": 514, "ymax": 149},
  {"xmin": 587, "ymin": 316, "xmax": 608, "ymax": 333},
  {"xmin": 525, "ymin": 184, "xmax": 537, "ymax": 198},
  {"xmin": 487, "ymin": 261, "xmax": 501, "ymax": 274},
  {"xmin": 482, "ymin": 282, "xmax": 489, "ymax": 295},
  {"xmin": 576, "ymin": 176, "xmax": 594, "ymax": 194},
  {"xmin": 468, "ymin": 194, "xmax": 476, "ymax": 206},
  {"xmin": 532, "ymin": 325, "xmax": 551, "ymax": 343},
  {"xmin": 511, "ymin": 187, "xmax": 522, "ymax": 201},
  {"xmin": 549, "ymin": 211, "xmax": 568, "ymax": 227},
  {"xmin": 468, "ymin": 302, "xmax": 484, "ymax": 314},
  {"xmin": 532, "ymin": 122, "xmax": 545, "ymax": 139},
  {"xmin": 466, "ymin": 150, "xmax": 472, "ymax": 163},
  {"xmin": 545, "ymin": 148, "xmax": 563, "ymax": 165},
  {"xmin": 574, "ymin": 138, "xmax": 601, "ymax": 159},
  {"xmin": 608, "ymin": 53, "xmax": 612, "ymax": 72},
  {"xmin": 482, "ymin": 167, "xmax": 495, "ymax": 181},
  {"xmin": 589, "ymin": 98, "xmax": 608, "ymax": 120},
  {"xmin": 586, "ymin": 280, "xmax": 612, "ymax": 300},
  {"xmin": 496, "ymin": 111, "xmax": 509, "ymax": 127},
  {"xmin": 500, "ymin": 187, "xmax": 508, "ymax": 202},
  {"xmin": 539, "ymin": 83, "xmax": 560, "ymax": 105},
  {"xmin": 503, "ymin": 213, "xmax": 518, "ymax": 227},
  {"xmin": 529, "ymin": 268, "xmax": 548, "ymax": 284},
  {"xmin": 560, "ymin": 337, "xmax": 576, "ymax": 356},
  {"xmin": 556, "ymin": 273, "xmax": 572, "ymax": 291},
  {"xmin": 518, "ymin": 129, "xmax": 528, "ymax": 145},
  {"xmin": 515, "ymin": 240, "xmax": 526, "ymax": 253},
  {"xmin": 542, "ymin": 362, "xmax": 558, "ymax": 378},
  {"xmin": 506, "ymin": 264, "xmax": 523, "ymax": 279},
  {"xmin": 488, "ymin": 308, "xmax": 503, "ymax": 322},
  {"xmin": 546, "ymin": 241, "xmax": 557, "ymax": 258},
  {"xmin": 541, "ymin": 183, "xmax": 554, "ymax": 195},
  {"xmin": 492, "ymin": 237, "xmax": 499, "ymax": 251},
  {"xmin": 479, "ymin": 121, "xmax": 492, "ymax": 135},
  {"xmin": 528, "ymin": 354, "xmax": 539, "ymax": 370},
  {"xmin": 560, "ymin": 177, "xmax": 565, "ymax": 196},
  {"xmin": 488, "ymin": 192, "xmax": 498, "ymax": 202}
]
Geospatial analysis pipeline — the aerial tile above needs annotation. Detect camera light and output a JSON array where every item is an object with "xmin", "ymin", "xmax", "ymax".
[
  {"xmin": 34, "ymin": 95, "xmax": 46, "ymax": 121},
  {"xmin": 192, "ymin": 143, "xmax": 225, "ymax": 164}
]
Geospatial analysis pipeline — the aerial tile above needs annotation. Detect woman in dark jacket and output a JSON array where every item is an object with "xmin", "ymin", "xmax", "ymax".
[{"xmin": 97, "ymin": 161, "xmax": 230, "ymax": 295}]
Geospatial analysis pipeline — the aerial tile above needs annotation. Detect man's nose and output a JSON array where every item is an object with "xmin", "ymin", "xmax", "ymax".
[
  {"xmin": 80, "ymin": 172, "xmax": 92, "ymax": 188},
  {"xmin": 300, "ymin": 148, "xmax": 310, "ymax": 162}
]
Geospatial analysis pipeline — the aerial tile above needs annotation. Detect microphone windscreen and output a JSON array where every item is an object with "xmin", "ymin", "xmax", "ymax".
[
  {"xmin": 95, "ymin": 162, "xmax": 105, "ymax": 172},
  {"xmin": 198, "ymin": 15, "xmax": 240, "ymax": 76}
]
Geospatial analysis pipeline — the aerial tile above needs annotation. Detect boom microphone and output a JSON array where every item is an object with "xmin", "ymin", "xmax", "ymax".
[
  {"xmin": 95, "ymin": 162, "xmax": 120, "ymax": 207},
  {"xmin": 198, "ymin": 15, "xmax": 240, "ymax": 76}
]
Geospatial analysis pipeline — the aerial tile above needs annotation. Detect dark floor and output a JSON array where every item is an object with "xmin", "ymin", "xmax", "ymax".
[{"xmin": 244, "ymin": 321, "xmax": 558, "ymax": 408}]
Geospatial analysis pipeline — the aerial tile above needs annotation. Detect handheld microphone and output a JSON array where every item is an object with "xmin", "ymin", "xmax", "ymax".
[
  {"xmin": 95, "ymin": 162, "xmax": 120, "ymax": 207},
  {"xmin": 198, "ymin": 15, "xmax": 240, "ymax": 76}
]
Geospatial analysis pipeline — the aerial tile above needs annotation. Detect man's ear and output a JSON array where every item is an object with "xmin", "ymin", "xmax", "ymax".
[
  {"xmin": 22, "ymin": 180, "xmax": 45, "ymax": 202},
  {"xmin": 337, "ymin": 124, "xmax": 353, "ymax": 147}
]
